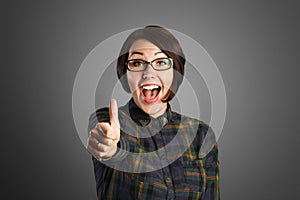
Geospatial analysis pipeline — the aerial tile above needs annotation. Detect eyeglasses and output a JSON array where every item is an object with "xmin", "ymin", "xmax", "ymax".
[{"xmin": 125, "ymin": 58, "xmax": 173, "ymax": 72}]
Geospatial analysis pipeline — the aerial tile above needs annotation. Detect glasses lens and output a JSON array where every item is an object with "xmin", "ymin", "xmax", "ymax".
[
  {"xmin": 127, "ymin": 60, "xmax": 145, "ymax": 71},
  {"xmin": 153, "ymin": 58, "xmax": 172, "ymax": 70}
]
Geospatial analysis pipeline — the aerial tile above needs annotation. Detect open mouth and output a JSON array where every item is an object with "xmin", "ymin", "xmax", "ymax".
[{"xmin": 140, "ymin": 84, "xmax": 161, "ymax": 103}]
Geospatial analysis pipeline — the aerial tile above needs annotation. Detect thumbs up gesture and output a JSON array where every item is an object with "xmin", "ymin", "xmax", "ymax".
[{"xmin": 87, "ymin": 99, "xmax": 120, "ymax": 161}]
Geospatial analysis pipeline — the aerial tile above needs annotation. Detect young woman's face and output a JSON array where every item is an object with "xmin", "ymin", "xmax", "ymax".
[{"xmin": 127, "ymin": 39, "xmax": 173, "ymax": 118}]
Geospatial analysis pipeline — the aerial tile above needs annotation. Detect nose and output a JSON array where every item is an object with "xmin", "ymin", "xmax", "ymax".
[{"xmin": 142, "ymin": 63, "xmax": 155, "ymax": 79}]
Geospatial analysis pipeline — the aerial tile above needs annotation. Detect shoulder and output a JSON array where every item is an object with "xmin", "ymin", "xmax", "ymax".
[
  {"xmin": 170, "ymin": 111, "xmax": 210, "ymax": 131},
  {"xmin": 88, "ymin": 107, "xmax": 110, "ymax": 131},
  {"xmin": 90, "ymin": 101, "xmax": 130, "ymax": 121},
  {"xmin": 89, "ymin": 107, "xmax": 110, "ymax": 122},
  {"xmin": 170, "ymin": 111, "xmax": 216, "ymax": 153},
  {"xmin": 88, "ymin": 103, "xmax": 130, "ymax": 130}
]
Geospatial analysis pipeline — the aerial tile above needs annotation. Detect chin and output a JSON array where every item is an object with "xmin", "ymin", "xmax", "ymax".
[{"xmin": 135, "ymin": 94, "xmax": 167, "ymax": 117}]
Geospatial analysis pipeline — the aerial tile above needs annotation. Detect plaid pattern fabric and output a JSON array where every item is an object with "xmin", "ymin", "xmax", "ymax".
[{"xmin": 89, "ymin": 99, "xmax": 220, "ymax": 200}]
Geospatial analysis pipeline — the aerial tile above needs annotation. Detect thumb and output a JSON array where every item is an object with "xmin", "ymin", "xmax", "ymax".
[{"xmin": 109, "ymin": 99, "xmax": 120, "ymax": 128}]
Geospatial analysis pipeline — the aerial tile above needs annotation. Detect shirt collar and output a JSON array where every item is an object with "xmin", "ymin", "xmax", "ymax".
[{"xmin": 128, "ymin": 98, "xmax": 172, "ymax": 127}]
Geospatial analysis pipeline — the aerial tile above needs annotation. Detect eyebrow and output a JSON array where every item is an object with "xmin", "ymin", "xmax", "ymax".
[
  {"xmin": 154, "ymin": 51, "xmax": 164, "ymax": 55},
  {"xmin": 129, "ymin": 51, "xmax": 164, "ymax": 57}
]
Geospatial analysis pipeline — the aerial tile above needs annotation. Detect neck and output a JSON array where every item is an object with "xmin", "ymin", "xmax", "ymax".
[{"xmin": 148, "ymin": 103, "xmax": 167, "ymax": 118}]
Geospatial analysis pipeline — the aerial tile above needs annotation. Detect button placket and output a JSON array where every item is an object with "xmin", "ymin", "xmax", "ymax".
[{"xmin": 152, "ymin": 120, "xmax": 175, "ymax": 199}]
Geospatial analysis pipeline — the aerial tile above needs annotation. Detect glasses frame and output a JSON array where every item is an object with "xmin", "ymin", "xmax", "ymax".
[{"xmin": 125, "ymin": 57, "xmax": 173, "ymax": 72}]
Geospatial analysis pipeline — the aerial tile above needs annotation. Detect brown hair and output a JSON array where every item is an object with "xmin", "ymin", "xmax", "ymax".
[{"xmin": 117, "ymin": 25, "xmax": 185, "ymax": 102}]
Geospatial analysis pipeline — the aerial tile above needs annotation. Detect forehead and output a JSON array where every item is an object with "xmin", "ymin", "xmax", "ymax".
[{"xmin": 129, "ymin": 39, "xmax": 160, "ymax": 52}]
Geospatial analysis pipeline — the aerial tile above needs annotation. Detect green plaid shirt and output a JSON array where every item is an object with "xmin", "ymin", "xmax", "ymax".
[{"xmin": 89, "ymin": 99, "xmax": 220, "ymax": 200}]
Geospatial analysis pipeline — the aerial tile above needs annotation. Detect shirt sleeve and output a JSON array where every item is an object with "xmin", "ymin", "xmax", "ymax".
[
  {"xmin": 197, "ymin": 124, "xmax": 220, "ymax": 200},
  {"xmin": 202, "ymin": 143, "xmax": 220, "ymax": 200},
  {"xmin": 88, "ymin": 108, "xmax": 130, "ymax": 198}
]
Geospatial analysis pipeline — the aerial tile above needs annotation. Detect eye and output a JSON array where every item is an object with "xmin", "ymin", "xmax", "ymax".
[
  {"xmin": 130, "ymin": 60, "xmax": 144, "ymax": 67},
  {"xmin": 155, "ymin": 58, "xmax": 169, "ymax": 66}
]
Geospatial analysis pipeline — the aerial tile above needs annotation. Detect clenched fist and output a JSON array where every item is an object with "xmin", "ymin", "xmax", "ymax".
[{"xmin": 87, "ymin": 99, "xmax": 120, "ymax": 161}]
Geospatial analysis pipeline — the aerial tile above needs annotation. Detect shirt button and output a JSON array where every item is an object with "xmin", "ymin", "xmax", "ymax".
[
  {"xmin": 140, "ymin": 119, "xmax": 149, "ymax": 126},
  {"xmin": 164, "ymin": 117, "xmax": 168, "ymax": 124},
  {"xmin": 160, "ymin": 117, "xmax": 168, "ymax": 126},
  {"xmin": 165, "ymin": 177, "xmax": 172, "ymax": 183}
]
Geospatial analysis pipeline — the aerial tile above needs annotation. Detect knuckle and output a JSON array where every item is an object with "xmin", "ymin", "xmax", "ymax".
[
  {"xmin": 90, "ymin": 129, "xmax": 98, "ymax": 137},
  {"xmin": 86, "ymin": 145, "xmax": 91, "ymax": 152},
  {"xmin": 87, "ymin": 139, "xmax": 91, "ymax": 147},
  {"xmin": 107, "ymin": 139, "xmax": 113, "ymax": 146},
  {"xmin": 97, "ymin": 142, "xmax": 102, "ymax": 149},
  {"xmin": 99, "ymin": 152, "xmax": 106, "ymax": 158},
  {"xmin": 102, "ymin": 145, "xmax": 108, "ymax": 152},
  {"xmin": 87, "ymin": 138, "xmax": 94, "ymax": 146}
]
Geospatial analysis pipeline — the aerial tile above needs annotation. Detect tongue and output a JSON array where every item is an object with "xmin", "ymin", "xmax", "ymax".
[{"xmin": 143, "ymin": 89, "xmax": 158, "ymax": 99}]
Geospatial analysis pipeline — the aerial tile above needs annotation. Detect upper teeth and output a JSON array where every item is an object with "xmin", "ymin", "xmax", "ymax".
[{"xmin": 142, "ymin": 85, "xmax": 159, "ymax": 90}]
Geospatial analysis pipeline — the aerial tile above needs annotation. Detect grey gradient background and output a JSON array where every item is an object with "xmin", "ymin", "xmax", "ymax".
[{"xmin": 3, "ymin": 0, "xmax": 300, "ymax": 199}]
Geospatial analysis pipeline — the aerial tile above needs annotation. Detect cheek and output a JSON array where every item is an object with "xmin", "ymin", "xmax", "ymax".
[
  {"xmin": 127, "ymin": 72, "xmax": 140, "ymax": 93},
  {"xmin": 162, "ymin": 70, "xmax": 174, "ymax": 89}
]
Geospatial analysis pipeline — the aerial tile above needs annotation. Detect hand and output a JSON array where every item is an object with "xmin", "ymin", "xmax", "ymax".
[{"xmin": 87, "ymin": 99, "xmax": 120, "ymax": 161}]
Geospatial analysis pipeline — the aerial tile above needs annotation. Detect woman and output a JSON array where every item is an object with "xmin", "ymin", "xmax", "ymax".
[{"xmin": 87, "ymin": 25, "xmax": 220, "ymax": 199}]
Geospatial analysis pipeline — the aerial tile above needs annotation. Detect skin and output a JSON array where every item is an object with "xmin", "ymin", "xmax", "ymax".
[
  {"xmin": 87, "ymin": 99, "xmax": 120, "ymax": 161},
  {"xmin": 127, "ymin": 39, "xmax": 174, "ymax": 118},
  {"xmin": 87, "ymin": 39, "xmax": 173, "ymax": 160}
]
